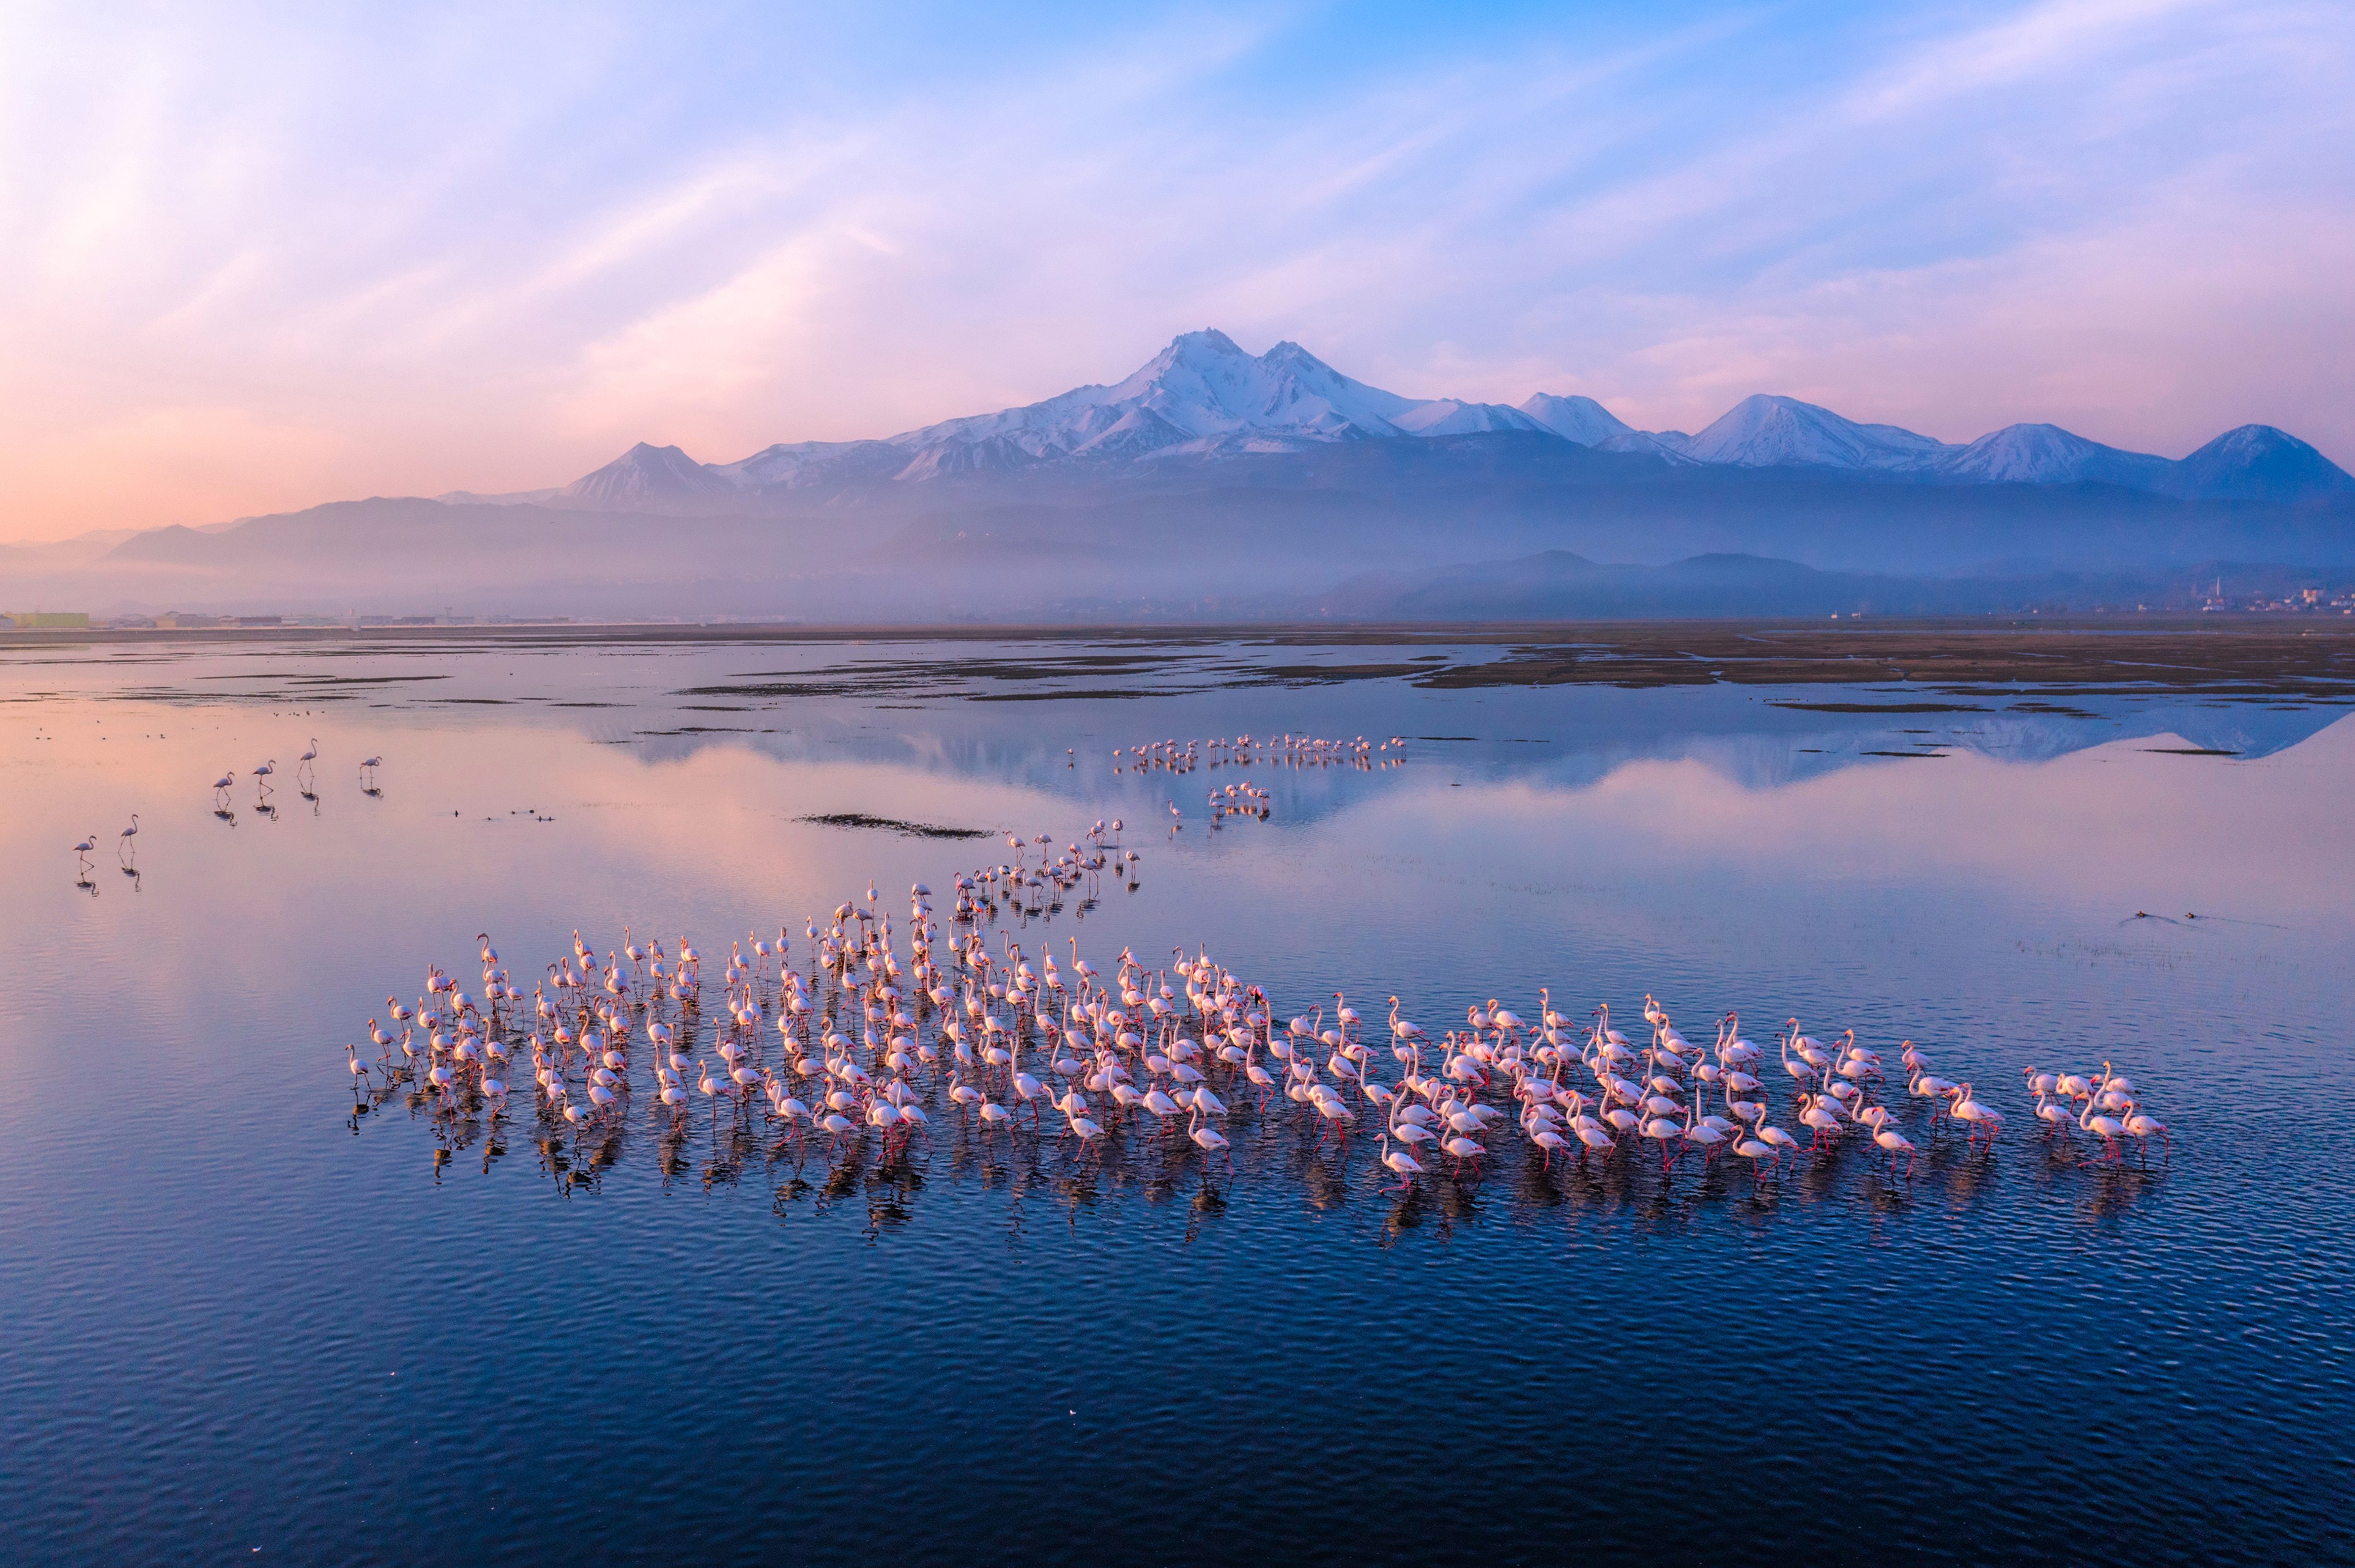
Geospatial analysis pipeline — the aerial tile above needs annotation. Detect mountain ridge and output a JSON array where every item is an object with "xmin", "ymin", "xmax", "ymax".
[
  {"xmin": 17, "ymin": 329, "xmax": 2352, "ymax": 623},
  {"xmin": 492, "ymin": 332, "xmax": 2349, "ymax": 508}
]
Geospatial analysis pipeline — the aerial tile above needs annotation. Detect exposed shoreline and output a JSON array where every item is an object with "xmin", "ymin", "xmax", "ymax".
[{"xmin": 4, "ymin": 618, "xmax": 2352, "ymax": 700}]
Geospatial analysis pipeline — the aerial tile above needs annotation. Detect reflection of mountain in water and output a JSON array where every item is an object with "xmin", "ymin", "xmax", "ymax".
[
  {"xmin": 2126, "ymin": 704, "xmax": 2348, "ymax": 759},
  {"xmin": 1926, "ymin": 703, "xmax": 2345, "ymax": 764},
  {"xmin": 1364, "ymin": 703, "xmax": 2352, "ymax": 804},
  {"xmin": 32, "ymin": 634, "xmax": 2343, "ymax": 827},
  {"xmin": 608, "ymin": 672, "xmax": 2353, "ymax": 820}
]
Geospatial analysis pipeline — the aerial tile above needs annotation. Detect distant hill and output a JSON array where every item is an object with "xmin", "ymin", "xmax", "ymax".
[
  {"xmin": 2171, "ymin": 426, "xmax": 2355, "ymax": 502},
  {"xmin": 1315, "ymin": 549, "xmax": 2337, "ymax": 620}
]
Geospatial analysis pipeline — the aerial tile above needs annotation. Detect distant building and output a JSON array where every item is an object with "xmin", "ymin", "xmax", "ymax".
[
  {"xmin": 5, "ymin": 611, "xmax": 91, "ymax": 629},
  {"xmin": 156, "ymin": 612, "xmax": 221, "ymax": 629}
]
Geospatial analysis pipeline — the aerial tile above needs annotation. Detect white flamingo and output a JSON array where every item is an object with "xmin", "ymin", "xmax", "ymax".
[
  {"xmin": 1948, "ymin": 1083, "xmax": 2003, "ymax": 1148},
  {"xmin": 2121, "ymin": 1100, "xmax": 2169, "ymax": 1163},
  {"xmin": 2078, "ymin": 1095, "xmax": 2128, "ymax": 1166},
  {"xmin": 1379, "ymin": 1133, "xmax": 1426, "ymax": 1191}
]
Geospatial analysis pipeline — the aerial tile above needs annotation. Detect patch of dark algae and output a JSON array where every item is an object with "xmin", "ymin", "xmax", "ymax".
[{"xmin": 799, "ymin": 813, "xmax": 991, "ymax": 840}]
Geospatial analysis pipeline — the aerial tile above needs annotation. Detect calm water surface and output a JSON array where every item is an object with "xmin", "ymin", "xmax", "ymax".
[{"xmin": 1, "ymin": 635, "xmax": 2348, "ymax": 1564}]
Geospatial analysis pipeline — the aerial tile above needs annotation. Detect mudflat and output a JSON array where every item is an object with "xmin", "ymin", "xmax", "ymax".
[{"xmin": 7, "ymin": 619, "xmax": 2352, "ymax": 701}]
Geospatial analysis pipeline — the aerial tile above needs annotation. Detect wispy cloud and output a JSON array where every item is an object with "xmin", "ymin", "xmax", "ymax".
[
  {"xmin": 1849, "ymin": 0, "xmax": 2211, "ymax": 119},
  {"xmin": 0, "ymin": 1, "xmax": 2347, "ymax": 539}
]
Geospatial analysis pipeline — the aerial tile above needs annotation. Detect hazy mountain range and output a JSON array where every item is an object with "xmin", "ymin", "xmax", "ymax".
[
  {"xmin": 8, "ymin": 330, "xmax": 2352, "ymax": 620},
  {"xmin": 455, "ymin": 328, "xmax": 2351, "ymax": 508}
]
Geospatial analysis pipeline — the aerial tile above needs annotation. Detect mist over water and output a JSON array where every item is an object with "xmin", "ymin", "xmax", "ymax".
[{"xmin": 2, "ymin": 635, "xmax": 2348, "ymax": 1564}]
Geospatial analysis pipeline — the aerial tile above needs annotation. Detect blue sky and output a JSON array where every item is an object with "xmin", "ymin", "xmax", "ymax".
[{"xmin": 1, "ymin": 0, "xmax": 2349, "ymax": 537}]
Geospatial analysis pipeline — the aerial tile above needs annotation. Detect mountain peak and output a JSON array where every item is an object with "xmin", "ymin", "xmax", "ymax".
[
  {"xmin": 2172, "ymin": 424, "xmax": 2355, "ymax": 501},
  {"xmin": 1683, "ymin": 394, "xmax": 1949, "ymax": 470},
  {"xmin": 1519, "ymin": 393, "xmax": 1633, "ymax": 445},
  {"xmin": 536, "ymin": 338, "xmax": 2345, "ymax": 508},
  {"xmin": 1069, "ymin": 329, "xmax": 1423, "ymax": 446},
  {"xmin": 1260, "ymin": 339, "xmax": 1326, "ymax": 369},
  {"xmin": 1163, "ymin": 327, "xmax": 1248, "ymax": 360},
  {"xmin": 562, "ymin": 441, "xmax": 733, "ymax": 503},
  {"xmin": 1390, "ymin": 398, "xmax": 1548, "ymax": 437},
  {"xmin": 1937, "ymin": 423, "xmax": 2171, "ymax": 488}
]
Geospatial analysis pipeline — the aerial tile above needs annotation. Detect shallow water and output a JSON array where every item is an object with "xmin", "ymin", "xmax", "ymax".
[{"xmin": 1, "ymin": 634, "xmax": 2349, "ymax": 1564}]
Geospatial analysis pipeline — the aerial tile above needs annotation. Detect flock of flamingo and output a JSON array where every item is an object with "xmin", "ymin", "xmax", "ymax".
[
  {"xmin": 68, "ymin": 720, "xmax": 2173, "ymax": 1196},
  {"xmin": 1112, "ymin": 733, "xmax": 1407, "ymax": 776},
  {"xmin": 71, "ymin": 815, "xmax": 139, "ymax": 872},
  {"xmin": 72, "ymin": 741, "xmax": 383, "ymax": 875},
  {"xmin": 208, "ymin": 741, "xmax": 383, "ymax": 818},
  {"xmin": 346, "ymin": 823, "xmax": 2172, "ymax": 1199},
  {"xmin": 1116, "ymin": 733, "xmax": 1398, "ymax": 830}
]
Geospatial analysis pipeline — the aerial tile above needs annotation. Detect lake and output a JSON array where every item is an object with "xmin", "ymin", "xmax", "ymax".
[{"xmin": 1, "ymin": 628, "xmax": 2348, "ymax": 1564}]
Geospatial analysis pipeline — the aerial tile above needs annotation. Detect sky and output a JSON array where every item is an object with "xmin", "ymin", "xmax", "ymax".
[{"xmin": 1, "ymin": 0, "xmax": 2349, "ymax": 542}]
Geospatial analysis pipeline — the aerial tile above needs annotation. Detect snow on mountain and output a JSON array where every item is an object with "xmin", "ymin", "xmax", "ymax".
[
  {"xmin": 1595, "ymin": 430, "xmax": 1699, "ymax": 463},
  {"xmin": 1071, "ymin": 404, "xmax": 1198, "ymax": 458},
  {"xmin": 1390, "ymin": 399, "xmax": 1549, "ymax": 437},
  {"xmin": 1930, "ymin": 420, "xmax": 2355, "ymax": 500},
  {"xmin": 1518, "ymin": 393, "xmax": 1633, "ymax": 445},
  {"xmin": 699, "ymin": 330, "xmax": 1551, "ymax": 487},
  {"xmin": 891, "ymin": 432, "xmax": 1041, "ymax": 481},
  {"xmin": 713, "ymin": 439, "xmax": 901, "ymax": 489},
  {"xmin": 562, "ymin": 442, "xmax": 735, "ymax": 502},
  {"xmin": 528, "ymin": 333, "xmax": 2347, "ymax": 509},
  {"xmin": 1148, "ymin": 333, "xmax": 1427, "ymax": 438},
  {"xmin": 2166, "ymin": 424, "xmax": 2355, "ymax": 501},
  {"xmin": 1645, "ymin": 406, "xmax": 2353, "ymax": 497},
  {"xmin": 1935, "ymin": 423, "xmax": 2174, "ymax": 489},
  {"xmin": 1679, "ymin": 394, "xmax": 1952, "ymax": 470},
  {"xmin": 891, "ymin": 329, "xmax": 1429, "ymax": 462}
]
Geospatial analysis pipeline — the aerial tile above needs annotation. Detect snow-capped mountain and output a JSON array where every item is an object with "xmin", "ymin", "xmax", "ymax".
[
  {"xmin": 1611, "ymin": 397, "xmax": 2354, "ymax": 501},
  {"xmin": 1519, "ymin": 393, "xmax": 1633, "ymax": 445},
  {"xmin": 1594, "ymin": 430, "xmax": 1697, "ymax": 462},
  {"xmin": 1680, "ymin": 394, "xmax": 1953, "ymax": 470},
  {"xmin": 710, "ymin": 329, "xmax": 1486, "ymax": 489},
  {"xmin": 564, "ymin": 442, "xmax": 739, "ymax": 502},
  {"xmin": 888, "ymin": 329, "xmax": 1405, "ymax": 457},
  {"xmin": 521, "ymin": 330, "xmax": 2348, "ymax": 506},
  {"xmin": 901, "ymin": 328, "xmax": 1543, "ymax": 449},
  {"xmin": 1935, "ymin": 423, "xmax": 2174, "ymax": 489},
  {"xmin": 1389, "ymin": 399, "xmax": 1550, "ymax": 436},
  {"xmin": 73, "ymin": 324, "xmax": 2355, "ymax": 624}
]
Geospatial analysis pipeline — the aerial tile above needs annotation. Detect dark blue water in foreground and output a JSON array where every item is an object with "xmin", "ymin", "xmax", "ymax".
[{"xmin": 1, "ymin": 636, "xmax": 2348, "ymax": 1564}]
